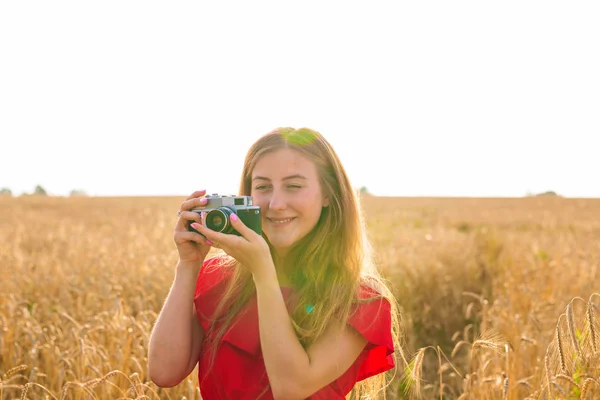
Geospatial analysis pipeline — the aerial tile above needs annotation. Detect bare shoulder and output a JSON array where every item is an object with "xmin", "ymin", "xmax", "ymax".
[{"xmin": 356, "ymin": 275, "xmax": 390, "ymax": 300}]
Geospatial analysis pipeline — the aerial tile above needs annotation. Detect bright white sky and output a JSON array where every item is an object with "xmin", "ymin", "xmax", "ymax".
[{"xmin": 1, "ymin": 1, "xmax": 598, "ymax": 198}]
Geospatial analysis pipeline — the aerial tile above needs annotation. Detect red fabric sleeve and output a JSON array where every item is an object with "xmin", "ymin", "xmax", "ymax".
[
  {"xmin": 347, "ymin": 287, "xmax": 395, "ymax": 382},
  {"xmin": 193, "ymin": 256, "xmax": 231, "ymax": 331}
]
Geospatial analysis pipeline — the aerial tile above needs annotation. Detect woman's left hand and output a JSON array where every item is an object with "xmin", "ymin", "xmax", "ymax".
[{"xmin": 190, "ymin": 214, "xmax": 275, "ymax": 280}]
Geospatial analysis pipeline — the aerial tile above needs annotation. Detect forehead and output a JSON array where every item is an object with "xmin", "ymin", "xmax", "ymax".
[{"xmin": 252, "ymin": 148, "xmax": 319, "ymax": 179}]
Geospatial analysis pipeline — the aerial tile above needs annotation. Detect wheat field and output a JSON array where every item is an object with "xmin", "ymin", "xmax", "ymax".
[{"xmin": 1, "ymin": 195, "xmax": 599, "ymax": 399}]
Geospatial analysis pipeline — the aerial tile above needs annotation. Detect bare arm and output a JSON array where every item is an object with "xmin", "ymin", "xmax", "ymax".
[
  {"xmin": 148, "ymin": 262, "xmax": 205, "ymax": 387},
  {"xmin": 148, "ymin": 190, "xmax": 214, "ymax": 386},
  {"xmin": 254, "ymin": 274, "xmax": 368, "ymax": 400},
  {"xmin": 189, "ymin": 214, "xmax": 370, "ymax": 398}
]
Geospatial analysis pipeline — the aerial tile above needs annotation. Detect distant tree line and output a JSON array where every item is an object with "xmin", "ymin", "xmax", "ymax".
[
  {"xmin": 526, "ymin": 190, "xmax": 561, "ymax": 197},
  {"xmin": 0, "ymin": 185, "xmax": 87, "ymax": 197},
  {"xmin": 0, "ymin": 185, "xmax": 561, "ymax": 198}
]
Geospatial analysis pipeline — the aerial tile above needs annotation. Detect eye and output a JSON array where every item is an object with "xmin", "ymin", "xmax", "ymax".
[
  {"xmin": 287, "ymin": 185, "xmax": 302, "ymax": 189},
  {"xmin": 254, "ymin": 185, "xmax": 271, "ymax": 191}
]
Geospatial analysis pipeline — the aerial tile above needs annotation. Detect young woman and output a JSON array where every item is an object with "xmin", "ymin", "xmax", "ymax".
[{"xmin": 148, "ymin": 127, "xmax": 403, "ymax": 399}]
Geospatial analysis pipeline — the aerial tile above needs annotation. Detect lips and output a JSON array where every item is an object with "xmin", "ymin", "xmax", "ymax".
[{"xmin": 267, "ymin": 217, "xmax": 296, "ymax": 224}]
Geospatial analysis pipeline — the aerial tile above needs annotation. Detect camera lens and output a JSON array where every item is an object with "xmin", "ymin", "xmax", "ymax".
[{"xmin": 205, "ymin": 207, "xmax": 233, "ymax": 233}]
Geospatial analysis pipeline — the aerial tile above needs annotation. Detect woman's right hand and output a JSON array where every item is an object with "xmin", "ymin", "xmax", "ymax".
[{"xmin": 174, "ymin": 189, "xmax": 213, "ymax": 265}]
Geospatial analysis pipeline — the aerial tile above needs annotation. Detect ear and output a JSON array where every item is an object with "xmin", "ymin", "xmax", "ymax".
[{"xmin": 323, "ymin": 196, "xmax": 330, "ymax": 208}]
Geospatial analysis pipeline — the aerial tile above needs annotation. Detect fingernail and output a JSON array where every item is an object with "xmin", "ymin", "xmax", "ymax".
[
  {"xmin": 191, "ymin": 223, "xmax": 200, "ymax": 229},
  {"xmin": 200, "ymin": 198, "xmax": 207, "ymax": 203},
  {"xmin": 231, "ymin": 214, "xmax": 239, "ymax": 221},
  {"xmin": 206, "ymin": 240, "xmax": 213, "ymax": 245}
]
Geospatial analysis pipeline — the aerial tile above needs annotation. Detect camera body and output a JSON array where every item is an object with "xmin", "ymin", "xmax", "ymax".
[{"xmin": 188, "ymin": 194, "xmax": 262, "ymax": 237}]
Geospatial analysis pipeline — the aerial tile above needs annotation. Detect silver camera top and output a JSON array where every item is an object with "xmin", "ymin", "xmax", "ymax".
[{"xmin": 202, "ymin": 194, "xmax": 254, "ymax": 208}]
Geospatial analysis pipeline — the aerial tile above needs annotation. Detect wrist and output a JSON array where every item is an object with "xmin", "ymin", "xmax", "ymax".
[
  {"xmin": 252, "ymin": 265, "xmax": 279, "ymax": 290},
  {"xmin": 171, "ymin": 261, "xmax": 202, "ymax": 297},
  {"xmin": 176, "ymin": 259, "xmax": 203, "ymax": 276}
]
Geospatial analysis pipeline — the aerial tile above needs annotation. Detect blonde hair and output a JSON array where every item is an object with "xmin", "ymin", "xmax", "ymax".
[{"xmin": 203, "ymin": 127, "xmax": 404, "ymax": 399}]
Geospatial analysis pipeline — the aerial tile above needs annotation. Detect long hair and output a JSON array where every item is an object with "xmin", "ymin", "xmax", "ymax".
[{"xmin": 203, "ymin": 127, "xmax": 404, "ymax": 399}]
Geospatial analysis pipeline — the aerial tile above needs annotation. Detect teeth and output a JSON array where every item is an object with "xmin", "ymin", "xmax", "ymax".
[{"xmin": 270, "ymin": 218, "xmax": 293, "ymax": 224}]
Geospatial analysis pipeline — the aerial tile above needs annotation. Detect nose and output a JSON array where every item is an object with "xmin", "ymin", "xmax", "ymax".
[{"xmin": 268, "ymin": 188, "xmax": 287, "ymax": 211}]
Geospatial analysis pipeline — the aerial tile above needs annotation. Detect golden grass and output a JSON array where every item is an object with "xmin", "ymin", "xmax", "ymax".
[{"xmin": 1, "ymin": 195, "xmax": 599, "ymax": 399}]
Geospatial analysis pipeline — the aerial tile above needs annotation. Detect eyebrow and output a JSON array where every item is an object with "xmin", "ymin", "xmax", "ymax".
[{"xmin": 252, "ymin": 174, "xmax": 308, "ymax": 181}]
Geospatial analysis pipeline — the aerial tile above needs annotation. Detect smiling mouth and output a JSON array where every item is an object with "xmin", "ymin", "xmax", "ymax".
[{"xmin": 267, "ymin": 217, "xmax": 296, "ymax": 224}]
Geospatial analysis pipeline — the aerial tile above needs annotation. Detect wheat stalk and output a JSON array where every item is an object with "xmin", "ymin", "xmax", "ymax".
[
  {"xmin": 516, "ymin": 377, "xmax": 533, "ymax": 391},
  {"xmin": 2, "ymin": 365, "xmax": 28, "ymax": 380},
  {"xmin": 555, "ymin": 315, "xmax": 567, "ymax": 373},
  {"xmin": 451, "ymin": 340, "xmax": 471, "ymax": 358},
  {"xmin": 60, "ymin": 370, "xmax": 124, "ymax": 399},
  {"xmin": 520, "ymin": 336, "xmax": 537, "ymax": 346},
  {"xmin": 544, "ymin": 344, "xmax": 552, "ymax": 398},
  {"xmin": 20, "ymin": 382, "xmax": 58, "ymax": 400},
  {"xmin": 566, "ymin": 301, "xmax": 581, "ymax": 358},
  {"xmin": 551, "ymin": 381, "xmax": 568, "ymax": 397},
  {"xmin": 554, "ymin": 373, "xmax": 580, "ymax": 390},
  {"xmin": 581, "ymin": 377, "xmax": 599, "ymax": 399},
  {"xmin": 588, "ymin": 298, "xmax": 598, "ymax": 354},
  {"xmin": 408, "ymin": 347, "xmax": 427, "ymax": 397},
  {"xmin": 472, "ymin": 330, "xmax": 506, "ymax": 357}
]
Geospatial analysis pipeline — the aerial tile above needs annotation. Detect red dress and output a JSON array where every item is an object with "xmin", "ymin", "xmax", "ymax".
[{"xmin": 193, "ymin": 257, "xmax": 395, "ymax": 399}]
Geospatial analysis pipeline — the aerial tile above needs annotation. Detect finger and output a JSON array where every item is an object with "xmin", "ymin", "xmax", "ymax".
[
  {"xmin": 175, "ymin": 209, "xmax": 204, "ymax": 231},
  {"xmin": 228, "ymin": 213, "xmax": 257, "ymax": 242},
  {"xmin": 185, "ymin": 189, "xmax": 207, "ymax": 201},
  {"xmin": 178, "ymin": 210, "xmax": 203, "ymax": 221},
  {"xmin": 191, "ymin": 222, "xmax": 244, "ymax": 247},
  {"xmin": 175, "ymin": 231, "xmax": 210, "ymax": 245},
  {"xmin": 176, "ymin": 210, "xmax": 202, "ymax": 227},
  {"xmin": 179, "ymin": 196, "xmax": 208, "ymax": 213}
]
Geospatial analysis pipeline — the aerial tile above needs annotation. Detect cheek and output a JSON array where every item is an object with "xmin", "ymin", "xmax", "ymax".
[
  {"xmin": 251, "ymin": 195, "xmax": 269, "ymax": 211},
  {"xmin": 311, "ymin": 206, "xmax": 324, "ymax": 221},
  {"xmin": 301, "ymin": 197, "xmax": 324, "ymax": 220}
]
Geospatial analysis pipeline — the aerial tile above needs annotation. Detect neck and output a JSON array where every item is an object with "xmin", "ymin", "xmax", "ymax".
[
  {"xmin": 270, "ymin": 246, "xmax": 287, "ymax": 266},
  {"xmin": 271, "ymin": 247, "xmax": 292, "ymax": 287}
]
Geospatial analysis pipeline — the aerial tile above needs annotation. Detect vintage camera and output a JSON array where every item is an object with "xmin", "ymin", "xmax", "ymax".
[{"xmin": 188, "ymin": 194, "xmax": 262, "ymax": 236}]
